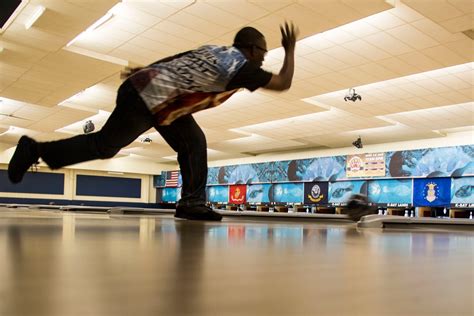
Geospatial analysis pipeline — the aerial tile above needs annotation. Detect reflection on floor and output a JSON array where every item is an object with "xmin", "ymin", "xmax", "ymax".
[{"xmin": 0, "ymin": 208, "xmax": 472, "ymax": 316}]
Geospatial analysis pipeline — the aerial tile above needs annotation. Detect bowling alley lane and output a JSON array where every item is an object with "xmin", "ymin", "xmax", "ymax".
[{"xmin": 0, "ymin": 207, "xmax": 472, "ymax": 316}]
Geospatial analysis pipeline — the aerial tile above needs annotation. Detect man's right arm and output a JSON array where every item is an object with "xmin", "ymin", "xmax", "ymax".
[
  {"xmin": 264, "ymin": 22, "xmax": 298, "ymax": 91},
  {"xmin": 120, "ymin": 50, "xmax": 192, "ymax": 80}
]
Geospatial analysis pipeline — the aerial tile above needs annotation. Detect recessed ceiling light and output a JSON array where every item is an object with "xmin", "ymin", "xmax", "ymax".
[{"xmin": 24, "ymin": 5, "xmax": 45, "ymax": 29}]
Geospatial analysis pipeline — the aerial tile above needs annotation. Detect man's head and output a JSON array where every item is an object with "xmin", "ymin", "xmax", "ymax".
[{"xmin": 233, "ymin": 26, "xmax": 267, "ymax": 66}]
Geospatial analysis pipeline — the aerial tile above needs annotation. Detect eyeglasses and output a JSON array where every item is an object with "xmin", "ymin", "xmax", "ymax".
[{"xmin": 253, "ymin": 44, "xmax": 267, "ymax": 54}]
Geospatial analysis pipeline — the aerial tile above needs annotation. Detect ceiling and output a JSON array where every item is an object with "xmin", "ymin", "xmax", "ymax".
[{"xmin": 0, "ymin": 0, "xmax": 472, "ymax": 167}]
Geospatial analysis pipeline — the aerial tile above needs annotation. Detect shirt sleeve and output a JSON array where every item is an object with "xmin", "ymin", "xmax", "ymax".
[{"xmin": 226, "ymin": 62, "xmax": 273, "ymax": 92}]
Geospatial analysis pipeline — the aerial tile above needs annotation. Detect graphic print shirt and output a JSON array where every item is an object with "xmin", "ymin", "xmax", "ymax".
[{"xmin": 129, "ymin": 45, "xmax": 272, "ymax": 125}]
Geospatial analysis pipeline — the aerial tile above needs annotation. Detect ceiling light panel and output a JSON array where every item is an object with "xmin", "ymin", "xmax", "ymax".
[
  {"xmin": 55, "ymin": 109, "xmax": 110, "ymax": 135},
  {"xmin": 121, "ymin": 145, "xmax": 175, "ymax": 159},
  {"xmin": 209, "ymin": 134, "xmax": 305, "ymax": 153},
  {"xmin": 401, "ymin": 0, "xmax": 472, "ymax": 33},
  {"xmin": 383, "ymin": 102, "xmax": 474, "ymax": 130},
  {"xmin": 209, "ymin": 0, "xmax": 269, "ymax": 20},
  {"xmin": 24, "ymin": 5, "xmax": 45, "ymax": 29},
  {"xmin": 0, "ymin": 126, "xmax": 41, "ymax": 144},
  {"xmin": 58, "ymin": 84, "xmax": 115, "ymax": 112},
  {"xmin": 304, "ymin": 62, "xmax": 473, "ymax": 116},
  {"xmin": 195, "ymin": 97, "xmax": 326, "ymax": 130},
  {"xmin": 297, "ymin": 126, "xmax": 440, "ymax": 148},
  {"xmin": 232, "ymin": 108, "xmax": 390, "ymax": 140},
  {"xmin": 183, "ymin": 2, "xmax": 250, "ymax": 28},
  {"xmin": 23, "ymin": 103, "xmax": 92, "ymax": 131},
  {"xmin": 294, "ymin": 3, "xmax": 470, "ymax": 98},
  {"xmin": 66, "ymin": 2, "xmax": 170, "ymax": 52}
]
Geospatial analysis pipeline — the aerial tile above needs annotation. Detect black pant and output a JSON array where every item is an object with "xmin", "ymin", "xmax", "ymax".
[{"xmin": 39, "ymin": 80, "xmax": 207, "ymax": 207}]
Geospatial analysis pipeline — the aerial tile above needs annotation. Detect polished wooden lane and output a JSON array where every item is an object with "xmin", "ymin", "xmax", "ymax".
[{"xmin": 0, "ymin": 208, "xmax": 472, "ymax": 316}]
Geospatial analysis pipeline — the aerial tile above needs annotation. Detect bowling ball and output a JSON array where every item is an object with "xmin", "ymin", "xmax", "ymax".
[
  {"xmin": 346, "ymin": 194, "xmax": 374, "ymax": 221},
  {"xmin": 347, "ymin": 194, "xmax": 369, "ymax": 208}
]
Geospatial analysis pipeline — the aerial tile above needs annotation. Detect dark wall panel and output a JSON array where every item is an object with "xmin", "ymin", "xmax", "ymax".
[
  {"xmin": 0, "ymin": 170, "xmax": 64, "ymax": 194},
  {"xmin": 76, "ymin": 175, "xmax": 141, "ymax": 198}
]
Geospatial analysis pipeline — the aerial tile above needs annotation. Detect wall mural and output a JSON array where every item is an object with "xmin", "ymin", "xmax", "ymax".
[
  {"xmin": 268, "ymin": 183, "xmax": 304, "ymax": 204},
  {"xmin": 450, "ymin": 177, "xmax": 474, "ymax": 207},
  {"xmin": 207, "ymin": 163, "xmax": 273, "ymax": 185},
  {"xmin": 154, "ymin": 145, "xmax": 473, "ymax": 207},
  {"xmin": 386, "ymin": 145, "xmax": 473, "ymax": 178},
  {"xmin": 368, "ymin": 179, "xmax": 412, "ymax": 206},
  {"xmin": 156, "ymin": 177, "xmax": 473, "ymax": 207},
  {"xmin": 158, "ymin": 145, "xmax": 473, "ymax": 187},
  {"xmin": 246, "ymin": 184, "xmax": 272, "ymax": 204},
  {"xmin": 272, "ymin": 156, "xmax": 346, "ymax": 182},
  {"xmin": 206, "ymin": 185, "xmax": 229, "ymax": 203},
  {"xmin": 328, "ymin": 180, "xmax": 367, "ymax": 204},
  {"xmin": 159, "ymin": 187, "xmax": 181, "ymax": 203}
]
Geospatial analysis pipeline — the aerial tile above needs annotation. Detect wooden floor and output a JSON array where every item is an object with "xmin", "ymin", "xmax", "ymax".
[{"xmin": 0, "ymin": 208, "xmax": 472, "ymax": 316}]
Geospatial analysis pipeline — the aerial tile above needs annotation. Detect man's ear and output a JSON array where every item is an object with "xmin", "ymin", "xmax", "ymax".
[
  {"xmin": 248, "ymin": 46, "xmax": 257, "ymax": 58},
  {"xmin": 238, "ymin": 47, "xmax": 252, "ymax": 60}
]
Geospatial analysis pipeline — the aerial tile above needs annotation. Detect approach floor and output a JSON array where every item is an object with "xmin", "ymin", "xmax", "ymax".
[{"xmin": 0, "ymin": 207, "xmax": 472, "ymax": 316}]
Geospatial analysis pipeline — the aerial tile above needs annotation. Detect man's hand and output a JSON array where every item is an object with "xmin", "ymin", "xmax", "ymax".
[
  {"xmin": 120, "ymin": 66, "xmax": 143, "ymax": 80},
  {"xmin": 280, "ymin": 22, "xmax": 298, "ymax": 52},
  {"xmin": 264, "ymin": 22, "xmax": 298, "ymax": 91}
]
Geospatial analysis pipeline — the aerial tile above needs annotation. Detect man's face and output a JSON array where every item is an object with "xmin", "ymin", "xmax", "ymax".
[{"xmin": 252, "ymin": 37, "xmax": 267, "ymax": 67}]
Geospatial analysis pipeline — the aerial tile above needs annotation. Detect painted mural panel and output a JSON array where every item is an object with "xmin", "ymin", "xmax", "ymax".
[
  {"xmin": 153, "ymin": 175, "xmax": 165, "ymax": 187},
  {"xmin": 328, "ymin": 180, "xmax": 368, "ymax": 204},
  {"xmin": 208, "ymin": 163, "xmax": 273, "ymax": 185},
  {"xmin": 450, "ymin": 177, "xmax": 474, "ymax": 207},
  {"xmin": 268, "ymin": 183, "xmax": 304, "ymax": 204},
  {"xmin": 207, "ymin": 167, "xmax": 221, "ymax": 185},
  {"xmin": 386, "ymin": 145, "xmax": 474, "ymax": 178},
  {"xmin": 246, "ymin": 184, "xmax": 272, "ymax": 204},
  {"xmin": 175, "ymin": 145, "xmax": 473, "ymax": 188},
  {"xmin": 206, "ymin": 185, "xmax": 229, "ymax": 203},
  {"xmin": 368, "ymin": 179, "xmax": 412, "ymax": 205},
  {"xmin": 160, "ymin": 187, "xmax": 181, "ymax": 203},
  {"xmin": 272, "ymin": 156, "xmax": 346, "ymax": 182}
]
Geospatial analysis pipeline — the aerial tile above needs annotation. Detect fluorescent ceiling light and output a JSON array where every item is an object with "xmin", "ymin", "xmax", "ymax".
[
  {"xmin": 25, "ymin": 5, "xmax": 45, "ymax": 29},
  {"xmin": 66, "ymin": 6, "xmax": 117, "ymax": 47},
  {"xmin": 0, "ymin": 126, "xmax": 15, "ymax": 137},
  {"xmin": 87, "ymin": 12, "xmax": 113, "ymax": 32}
]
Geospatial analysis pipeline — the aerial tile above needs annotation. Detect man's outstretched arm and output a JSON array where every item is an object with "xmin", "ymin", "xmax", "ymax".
[{"xmin": 264, "ymin": 22, "xmax": 298, "ymax": 91}]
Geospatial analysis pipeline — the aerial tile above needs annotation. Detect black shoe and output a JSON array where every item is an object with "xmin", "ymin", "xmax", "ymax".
[
  {"xmin": 8, "ymin": 136, "xmax": 39, "ymax": 184},
  {"xmin": 346, "ymin": 194, "xmax": 375, "ymax": 222},
  {"xmin": 175, "ymin": 205, "xmax": 223, "ymax": 221}
]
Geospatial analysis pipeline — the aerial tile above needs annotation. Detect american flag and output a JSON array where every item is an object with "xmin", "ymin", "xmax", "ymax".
[{"xmin": 165, "ymin": 170, "xmax": 179, "ymax": 187}]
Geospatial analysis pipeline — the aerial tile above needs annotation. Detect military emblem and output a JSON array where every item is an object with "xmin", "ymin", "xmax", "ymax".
[
  {"xmin": 230, "ymin": 185, "xmax": 245, "ymax": 203},
  {"xmin": 348, "ymin": 156, "xmax": 364, "ymax": 173},
  {"xmin": 425, "ymin": 182, "xmax": 437, "ymax": 203},
  {"xmin": 308, "ymin": 184, "xmax": 324, "ymax": 202}
]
